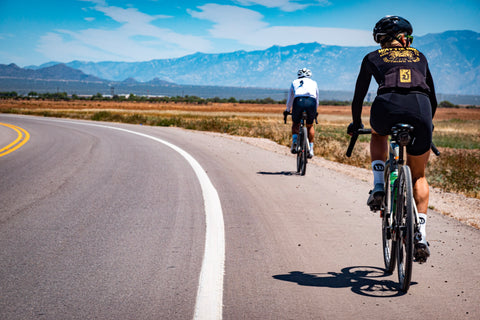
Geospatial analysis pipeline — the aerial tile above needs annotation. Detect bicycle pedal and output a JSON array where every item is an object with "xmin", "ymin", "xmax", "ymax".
[
  {"xmin": 414, "ymin": 241, "xmax": 430, "ymax": 263},
  {"xmin": 386, "ymin": 227, "xmax": 392, "ymax": 239},
  {"xmin": 414, "ymin": 255, "xmax": 428, "ymax": 264}
]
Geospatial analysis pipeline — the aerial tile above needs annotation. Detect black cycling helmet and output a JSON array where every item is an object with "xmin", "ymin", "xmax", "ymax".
[{"xmin": 373, "ymin": 16, "xmax": 413, "ymax": 44}]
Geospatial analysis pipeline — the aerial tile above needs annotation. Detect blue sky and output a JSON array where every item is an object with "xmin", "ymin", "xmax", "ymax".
[{"xmin": 1, "ymin": 0, "xmax": 479, "ymax": 66}]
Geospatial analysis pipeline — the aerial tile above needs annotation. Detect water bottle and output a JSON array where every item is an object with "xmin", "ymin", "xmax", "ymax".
[
  {"xmin": 390, "ymin": 168, "xmax": 398, "ymax": 214},
  {"xmin": 390, "ymin": 169, "xmax": 398, "ymax": 188}
]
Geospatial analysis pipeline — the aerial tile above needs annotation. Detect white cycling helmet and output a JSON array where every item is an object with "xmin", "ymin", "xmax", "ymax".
[{"xmin": 297, "ymin": 68, "xmax": 312, "ymax": 78}]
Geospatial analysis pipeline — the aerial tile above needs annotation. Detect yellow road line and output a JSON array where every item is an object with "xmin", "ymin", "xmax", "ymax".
[{"xmin": 0, "ymin": 123, "xmax": 31, "ymax": 157}]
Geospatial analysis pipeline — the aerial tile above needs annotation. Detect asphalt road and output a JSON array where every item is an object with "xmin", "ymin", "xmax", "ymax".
[{"xmin": 1, "ymin": 114, "xmax": 479, "ymax": 319}]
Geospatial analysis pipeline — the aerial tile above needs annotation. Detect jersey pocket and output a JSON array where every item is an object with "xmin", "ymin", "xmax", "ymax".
[{"xmin": 384, "ymin": 66, "xmax": 425, "ymax": 89}]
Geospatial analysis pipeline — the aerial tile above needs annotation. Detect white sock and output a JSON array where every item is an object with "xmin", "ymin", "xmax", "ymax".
[
  {"xmin": 418, "ymin": 213, "xmax": 427, "ymax": 239},
  {"xmin": 371, "ymin": 160, "xmax": 385, "ymax": 186},
  {"xmin": 309, "ymin": 142, "xmax": 314, "ymax": 151}
]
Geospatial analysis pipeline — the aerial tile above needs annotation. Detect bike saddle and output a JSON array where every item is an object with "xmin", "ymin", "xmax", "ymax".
[
  {"xmin": 391, "ymin": 123, "xmax": 414, "ymax": 146},
  {"xmin": 391, "ymin": 123, "xmax": 414, "ymax": 133}
]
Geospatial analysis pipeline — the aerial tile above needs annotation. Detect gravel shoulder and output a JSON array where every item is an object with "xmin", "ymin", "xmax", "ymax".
[{"xmin": 204, "ymin": 131, "xmax": 480, "ymax": 230}]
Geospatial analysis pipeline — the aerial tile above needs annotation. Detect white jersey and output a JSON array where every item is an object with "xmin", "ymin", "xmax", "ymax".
[{"xmin": 286, "ymin": 77, "xmax": 319, "ymax": 112}]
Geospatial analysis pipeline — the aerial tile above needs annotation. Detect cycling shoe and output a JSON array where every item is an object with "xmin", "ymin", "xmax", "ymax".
[
  {"xmin": 414, "ymin": 238, "xmax": 430, "ymax": 263},
  {"xmin": 367, "ymin": 183, "xmax": 385, "ymax": 211},
  {"xmin": 307, "ymin": 149, "xmax": 314, "ymax": 158},
  {"xmin": 291, "ymin": 142, "xmax": 297, "ymax": 154}
]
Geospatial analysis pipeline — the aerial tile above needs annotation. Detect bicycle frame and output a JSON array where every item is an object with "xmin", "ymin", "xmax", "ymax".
[
  {"xmin": 388, "ymin": 125, "xmax": 423, "ymax": 241},
  {"xmin": 299, "ymin": 111, "xmax": 310, "ymax": 154},
  {"xmin": 284, "ymin": 110, "xmax": 318, "ymax": 176}
]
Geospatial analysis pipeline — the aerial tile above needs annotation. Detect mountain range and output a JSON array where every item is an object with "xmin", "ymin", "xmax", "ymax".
[{"xmin": 1, "ymin": 30, "xmax": 479, "ymax": 97}]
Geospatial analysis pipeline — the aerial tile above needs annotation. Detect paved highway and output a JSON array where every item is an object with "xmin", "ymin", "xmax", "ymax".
[{"xmin": 1, "ymin": 115, "xmax": 479, "ymax": 319}]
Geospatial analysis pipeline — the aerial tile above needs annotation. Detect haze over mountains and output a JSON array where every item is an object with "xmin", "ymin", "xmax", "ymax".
[{"xmin": 1, "ymin": 30, "xmax": 479, "ymax": 99}]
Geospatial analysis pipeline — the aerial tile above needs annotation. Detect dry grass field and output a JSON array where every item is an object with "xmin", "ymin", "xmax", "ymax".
[
  {"xmin": 1, "ymin": 99, "xmax": 479, "ymax": 199},
  {"xmin": 2, "ymin": 99, "xmax": 480, "ymax": 119}
]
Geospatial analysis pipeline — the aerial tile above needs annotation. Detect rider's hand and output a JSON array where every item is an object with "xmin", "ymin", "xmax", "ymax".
[
  {"xmin": 347, "ymin": 122, "xmax": 363, "ymax": 136},
  {"xmin": 283, "ymin": 110, "xmax": 290, "ymax": 117}
]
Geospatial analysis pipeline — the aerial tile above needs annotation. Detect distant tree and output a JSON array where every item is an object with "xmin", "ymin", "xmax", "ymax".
[
  {"xmin": 112, "ymin": 94, "xmax": 125, "ymax": 101},
  {"xmin": 91, "ymin": 92, "xmax": 103, "ymax": 100},
  {"xmin": 260, "ymin": 97, "xmax": 276, "ymax": 104},
  {"xmin": 438, "ymin": 100, "xmax": 458, "ymax": 108},
  {"xmin": 0, "ymin": 91, "xmax": 18, "ymax": 99}
]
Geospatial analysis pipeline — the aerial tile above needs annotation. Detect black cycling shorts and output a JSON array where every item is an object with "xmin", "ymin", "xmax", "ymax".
[
  {"xmin": 292, "ymin": 96, "xmax": 317, "ymax": 125},
  {"xmin": 370, "ymin": 92, "xmax": 433, "ymax": 156}
]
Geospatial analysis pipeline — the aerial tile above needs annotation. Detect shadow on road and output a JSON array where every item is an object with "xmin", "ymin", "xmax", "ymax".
[
  {"xmin": 257, "ymin": 171, "xmax": 297, "ymax": 176},
  {"xmin": 273, "ymin": 266, "xmax": 414, "ymax": 297}
]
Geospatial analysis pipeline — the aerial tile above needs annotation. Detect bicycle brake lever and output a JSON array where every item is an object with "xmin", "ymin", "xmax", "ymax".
[{"xmin": 431, "ymin": 143, "xmax": 440, "ymax": 156}]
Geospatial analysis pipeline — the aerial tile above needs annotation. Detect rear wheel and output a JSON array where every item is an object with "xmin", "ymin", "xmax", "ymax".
[
  {"xmin": 296, "ymin": 131, "xmax": 303, "ymax": 173},
  {"xmin": 396, "ymin": 165, "xmax": 414, "ymax": 292},
  {"xmin": 382, "ymin": 162, "xmax": 396, "ymax": 273},
  {"xmin": 298, "ymin": 126, "xmax": 308, "ymax": 175}
]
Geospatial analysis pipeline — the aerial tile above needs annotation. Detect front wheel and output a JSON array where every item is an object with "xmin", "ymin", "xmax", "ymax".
[
  {"xmin": 396, "ymin": 165, "xmax": 414, "ymax": 292},
  {"xmin": 297, "ymin": 126, "xmax": 308, "ymax": 175},
  {"xmin": 296, "ymin": 137, "xmax": 302, "ymax": 174},
  {"xmin": 382, "ymin": 162, "xmax": 396, "ymax": 273}
]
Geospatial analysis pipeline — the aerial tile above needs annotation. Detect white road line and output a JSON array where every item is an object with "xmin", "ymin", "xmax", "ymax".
[{"xmin": 14, "ymin": 117, "xmax": 225, "ymax": 320}]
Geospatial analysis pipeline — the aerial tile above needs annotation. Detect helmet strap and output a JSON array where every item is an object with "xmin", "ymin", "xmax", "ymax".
[{"xmin": 397, "ymin": 34, "xmax": 407, "ymax": 48}]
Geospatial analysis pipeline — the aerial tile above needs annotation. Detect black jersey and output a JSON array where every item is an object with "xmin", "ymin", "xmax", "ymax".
[{"xmin": 351, "ymin": 47, "xmax": 437, "ymax": 124}]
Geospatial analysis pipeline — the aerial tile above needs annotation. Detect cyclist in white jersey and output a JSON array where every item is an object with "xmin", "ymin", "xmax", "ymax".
[{"xmin": 285, "ymin": 68, "xmax": 319, "ymax": 158}]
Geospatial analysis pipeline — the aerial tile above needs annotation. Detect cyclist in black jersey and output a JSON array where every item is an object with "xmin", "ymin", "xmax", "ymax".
[{"xmin": 347, "ymin": 16, "xmax": 437, "ymax": 262}]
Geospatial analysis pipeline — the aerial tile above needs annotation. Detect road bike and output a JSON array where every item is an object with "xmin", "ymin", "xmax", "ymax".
[
  {"xmin": 284, "ymin": 111, "xmax": 316, "ymax": 176},
  {"xmin": 347, "ymin": 123, "xmax": 440, "ymax": 292}
]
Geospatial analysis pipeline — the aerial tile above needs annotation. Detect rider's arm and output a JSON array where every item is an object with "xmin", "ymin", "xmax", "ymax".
[
  {"xmin": 426, "ymin": 66, "xmax": 438, "ymax": 118},
  {"xmin": 351, "ymin": 56, "xmax": 372, "ymax": 126},
  {"xmin": 315, "ymin": 85, "xmax": 320, "ymax": 107},
  {"xmin": 286, "ymin": 83, "xmax": 295, "ymax": 112}
]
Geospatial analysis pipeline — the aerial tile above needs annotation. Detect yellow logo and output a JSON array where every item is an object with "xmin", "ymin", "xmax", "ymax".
[
  {"xmin": 400, "ymin": 69, "xmax": 411, "ymax": 83},
  {"xmin": 379, "ymin": 48, "xmax": 420, "ymax": 63}
]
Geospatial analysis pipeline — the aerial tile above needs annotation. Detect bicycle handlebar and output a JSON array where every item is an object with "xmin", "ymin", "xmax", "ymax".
[
  {"xmin": 283, "ymin": 111, "xmax": 290, "ymax": 124},
  {"xmin": 346, "ymin": 127, "xmax": 441, "ymax": 157},
  {"xmin": 346, "ymin": 128, "xmax": 372, "ymax": 157},
  {"xmin": 283, "ymin": 111, "xmax": 319, "ymax": 124},
  {"xmin": 430, "ymin": 143, "xmax": 441, "ymax": 156}
]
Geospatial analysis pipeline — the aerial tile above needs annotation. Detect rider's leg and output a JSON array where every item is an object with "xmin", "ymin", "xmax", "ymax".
[
  {"xmin": 291, "ymin": 123, "xmax": 300, "ymax": 153},
  {"xmin": 307, "ymin": 124, "xmax": 315, "ymax": 157},
  {"xmin": 370, "ymin": 131, "xmax": 388, "ymax": 161},
  {"xmin": 407, "ymin": 150, "xmax": 431, "ymax": 261},
  {"xmin": 307, "ymin": 124, "xmax": 314, "ymax": 142},
  {"xmin": 407, "ymin": 150, "xmax": 431, "ymax": 213},
  {"xmin": 291, "ymin": 122, "xmax": 300, "ymax": 135},
  {"xmin": 368, "ymin": 132, "xmax": 388, "ymax": 208}
]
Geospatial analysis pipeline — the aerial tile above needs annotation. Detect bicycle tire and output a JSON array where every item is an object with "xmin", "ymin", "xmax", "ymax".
[
  {"xmin": 296, "ymin": 130, "xmax": 303, "ymax": 174},
  {"xmin": 382, "ymin": 162, "xmax": 396, "ymax": 273},
  {"xmin": 396, "ymin": 165, "xmax": 414, "ymax": 292},
  {"xmin": 299, "ymin": 126, "xmax": 308, "ymax": 175}
]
